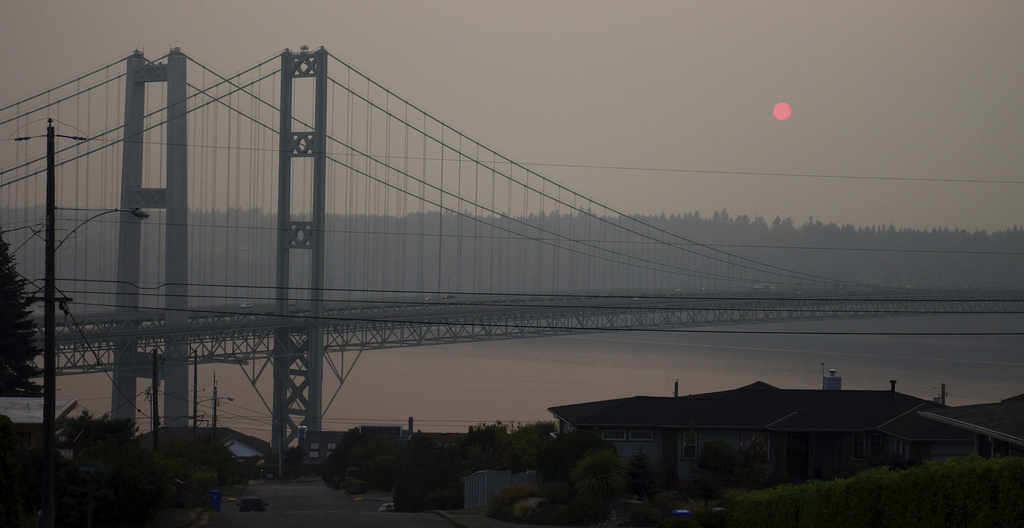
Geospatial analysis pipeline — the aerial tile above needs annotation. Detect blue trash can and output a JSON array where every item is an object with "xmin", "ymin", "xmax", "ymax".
[
  {"xmin": 671, "ymin": 509, "xmax": 693, "ymax": 518},
  {"xmin": 209, "ymin": 490, "xmax": 223, "ymax": 512}
]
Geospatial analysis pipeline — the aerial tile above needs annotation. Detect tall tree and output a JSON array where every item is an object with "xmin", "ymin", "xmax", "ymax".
[{"xmin": 0, "ymin": 230, "xmax": 42, "ymax": 396}]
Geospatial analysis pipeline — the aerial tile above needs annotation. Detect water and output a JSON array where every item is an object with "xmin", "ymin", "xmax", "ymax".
[{"xmin": 59, "ymin": 314, "xmax": 1024, "ymax": 438}]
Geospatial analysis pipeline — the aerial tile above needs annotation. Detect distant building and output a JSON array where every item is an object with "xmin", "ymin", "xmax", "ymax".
[
  {"xmin": 0, "ymin": 397, "xmax": 78, "ymax": 451},
  {"xmin": 139, "ymin": 426, "xmax": 272, "ymax": 459}
]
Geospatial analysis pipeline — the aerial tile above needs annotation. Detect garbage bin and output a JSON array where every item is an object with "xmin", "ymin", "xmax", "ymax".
[
  {"xmin": 331, "ymin": 478, "xmax": 341, "ymax": 490},
  {"xmin": 671, "ymin": 509, "xmax": 693, "ymax": 518},
  {"xmin": 209, "ymin": 490, "xmax": 223, "ymax": 512}
]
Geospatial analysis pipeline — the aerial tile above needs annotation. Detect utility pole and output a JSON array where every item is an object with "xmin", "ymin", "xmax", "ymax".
[
  {"xmin": 212, "ymin": 372, "xmax": 218, "ymax": 441},
  {"xmin": 152, "ymin": 348, "xmax": 160, "ymax": 450},
  {"xmin": 41, "ymin": 118, "xmax": 57, "ymax": 528},
  {"xmin": 31, "ymin": 118, "xmax": 84, "ymax": 528},
  {"xmin": 192, "ymin": 349, "xmax": 198, "ymax": 441}
]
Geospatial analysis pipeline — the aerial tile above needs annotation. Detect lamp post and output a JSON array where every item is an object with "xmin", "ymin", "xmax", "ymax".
[{"xmin": 29, "ymin": 119, "xmax": 148, "ymax": 528}]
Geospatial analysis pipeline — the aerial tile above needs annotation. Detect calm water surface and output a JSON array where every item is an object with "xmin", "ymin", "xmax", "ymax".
[{"xmin": 61, "ymin": 314, "xmax": 1024, "ymax": 437}]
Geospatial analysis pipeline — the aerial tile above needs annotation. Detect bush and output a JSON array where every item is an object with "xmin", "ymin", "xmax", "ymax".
[
  {"xmin": 423, "ymin": 488, "xmax": 462, "ymax": 510},
  {"xmin": 540, "ymin": 481, "xmax": 574, "ymax": 504},
  {"xmin": 697, "ymin": 439, "xmax": 737, "ymax": 475},
  {"xmin": 628, "ymin": 451, "xmax": 658, "ymax": 499},
  {"xmin": 655, "ymin": 517, "xmax": 703, "ymax": 528},
  {"xmin": 570, "ymin": 449, "xmax": 627, "ymax": 505},
  {"xmin": 694, "ymin": 507, "xmax": 728, "ymax": 528},
  {"xmin": 629, "ymin": 502, "xmax": 665, "ymax": 524},
  {"xmin": 550, "ymin": 496, "xmax": 609, "ymax": 526},
  {"xmin": 513, "ymin": 499, "xmax": 538, "ymax": 519},
  {"xmin": 341, "ymin": 477, "xmax": 369, "ymax": 494},
  {"xmin": 367, "ymin": 455, "xmax": 398, "ymax": 490},
  {"xmin": 485, "ymin": 482, "xmax": 540, "ymax": 517},
  {"xmin": 539, "ymin": 429, "xmax": 616, "ymax": 483},
  {"xmin": 729, "ymin": 456, "xmax": 1024, "ymax": 528}
]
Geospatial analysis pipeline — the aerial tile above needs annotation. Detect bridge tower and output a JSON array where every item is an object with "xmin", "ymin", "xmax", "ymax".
[
  {"xmin": 110, "ymin": 49, "xmax": 190, "ymax": 427},
  {"xmin": 273, "ymin": 46, "xmax": 328, "ymax": 453}
]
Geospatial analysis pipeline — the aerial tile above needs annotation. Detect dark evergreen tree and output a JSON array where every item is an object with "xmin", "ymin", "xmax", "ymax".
[
  {"xmin": 0, "ymin": 415, "xmax": 25, "ymax": 527},
  {"xmin": 0, "ymin": 230, "xmax": 42, "ymax": 397}
]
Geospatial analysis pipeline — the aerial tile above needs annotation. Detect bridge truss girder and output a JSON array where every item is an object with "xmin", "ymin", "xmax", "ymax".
[
  {"xmin": 51, "ymin": 293, "xmax": 1024, "ymax": 441},
  {"xmin": 53, "ymin": 292, "xmax": 1024, "ymax": 374}
]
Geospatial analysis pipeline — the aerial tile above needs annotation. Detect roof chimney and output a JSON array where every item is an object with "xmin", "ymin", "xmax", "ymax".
[
  {"xmin": 823, "ymin": 368, "xmax": 841, "ymax": 390},
  {"xmin": 408, "ymin": 416, "xmax": 414, "ymax": 436},
  {"xmin": 889, "ymin": 379, "xmax": 897, "ymax": 395}
]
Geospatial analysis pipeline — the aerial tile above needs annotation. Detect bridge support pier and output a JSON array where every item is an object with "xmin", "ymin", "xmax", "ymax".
[
  {"xmin": 111, "ymin": 49, "xmax": 190, "ymax": 428},
  {"xmin": 273, "ymin": 46, "xmax": 328, "ymax": 456}
]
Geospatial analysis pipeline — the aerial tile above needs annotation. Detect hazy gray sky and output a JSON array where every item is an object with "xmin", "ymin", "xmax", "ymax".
[{"xmin": 3, "ymin": 1, "xmax": 1022, "ymax": 231}]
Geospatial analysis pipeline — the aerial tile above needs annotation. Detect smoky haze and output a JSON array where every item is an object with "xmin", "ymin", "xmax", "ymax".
[{"xmin": 1, "ymin": 1, "xmax": 1022, "ymax": 232}]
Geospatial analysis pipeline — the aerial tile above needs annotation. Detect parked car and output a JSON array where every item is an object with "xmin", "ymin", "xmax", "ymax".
[{"xmin": 238, "ymin": 496, "xmax": 268, "ymax": 512}]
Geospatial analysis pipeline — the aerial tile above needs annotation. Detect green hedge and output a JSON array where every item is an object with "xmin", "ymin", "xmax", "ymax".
[{"xmin": 729, "ymin": 456, "xmax": 1024, "ymax": 528}]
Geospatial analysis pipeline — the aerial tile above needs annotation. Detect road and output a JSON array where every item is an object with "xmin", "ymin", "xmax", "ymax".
[{"xmin": 203, "ymin": 479, "xmax": 452, "ymax": 528}]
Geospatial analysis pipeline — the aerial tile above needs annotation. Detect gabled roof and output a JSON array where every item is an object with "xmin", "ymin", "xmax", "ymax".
[
  {"xmin": 0, "ymin": 397, "xmax": 78, "ymax": 425},
  {"xmin": 139, "ymin": 426, "xmax": 272, "ymax": 456},
  {"xmin": 918, "ymin": 399, "xmax": 1024, "ymax": 447},
  {"xmin": 549, "ymin": 382, "xmax": 967, "ymax": 440}
]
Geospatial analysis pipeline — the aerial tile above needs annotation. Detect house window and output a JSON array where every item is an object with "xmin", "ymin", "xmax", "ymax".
[
  {"xmin": 309, "ymin": 450, "xmax": 319, "ymax": 459},
  {"xmin": 602, "ymin": 429, "xmax": 626, "ymax": 441},
  {"xmin": 853, "ymin": 433, "xmax": 882, "ymax": 459},
  {"xmin": 895, "ymin": 439, "xmax": 911, "ymax": 458},
  {"xmin": 740, "ymin": 432, "xmax": 770, "ymax": 457},
  {"xmin": 682, "ymin": 431, "xmax": 698, "ymax": 459},
  {"xmin": 310, "ymin": 442, "xmax": 319, "ymax": 451},
  {"xmin": 629, "ymin": 430, "xmax": 654, "ymax": 442},
  {"xmin": 327, "ymin": 442, "xmax": 336, "ymax": 452}
]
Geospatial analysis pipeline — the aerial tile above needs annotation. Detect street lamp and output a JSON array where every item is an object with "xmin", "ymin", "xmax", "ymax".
[
  {"xmin": 53, "ymin": 207, "xmax": 150, "ymax": 251},
  {"xmin": 32, "ymin": 119, "xmax": 149, "ymax": 528}
]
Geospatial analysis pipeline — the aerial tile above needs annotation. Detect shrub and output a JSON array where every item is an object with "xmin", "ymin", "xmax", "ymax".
[
  {"xmin": 540, "ymin": 481, "xmax": 574, "ymax": 504},
  {"xmin": 655, "ymin": 517, "xmax": 703, "ymax": 528},
  {"xmin": 539, "ymin": 429, "xmax": 616, "ymax": 483},
  {"xmin": 423, "ymin": 488, "xmax": 462, "ymax": 510},
  {"xmin": 697, "ymin": 439, "xmax": 737, "ymax": 475},
  {"xmin": 629, "ymin": 502, "xmax": 665, "ymax": 524},
  {"xmin": 628, "ymin": 451, "xmax": 658, "ymax": 499},
  {"xmin": 485, "ymin": 482, "xmax": 541, "ymax": 517},
  {"xmin": 550, "ymin": 496, "xmax": 609, "ymax": 526},
  {"xmin": 729, "ymin": 456, "xmax": 1024, "ymax": 528},
  {"xmin": 570, "ymin": 449, "xmax": 627, "ymax": 505},
  {"xmin": 367, "ymin": 455, "xmax": 397, "ymax": 490},
  {"xmin": 513, "ymin": 499, "xmax": 538, "ymax": 519},
  {"xmin": 694, "ymin": 508, "xmax": 728, "ymax": 528},
  {"xmin": 341, "ymin": 477, "xmax": 369, "ymax": 494}
]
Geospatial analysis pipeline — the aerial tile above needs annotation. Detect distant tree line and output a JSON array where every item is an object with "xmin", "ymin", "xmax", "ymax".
[{"xmin": 4, "ymin": 207, "xmax": 1021, "ymax": 314}]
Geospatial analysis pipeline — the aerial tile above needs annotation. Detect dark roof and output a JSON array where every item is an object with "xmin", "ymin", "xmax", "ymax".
[
  {"xmin": 919, "ymin": 399, "xmax": 1024, "ymax": 446},
  {"xmin": 549, "ymin": 382, "xmax": 970, "ymax": 441},
  {"xmin": 139, "ymin": 426, "xmax": 272, "ymax": 455}
]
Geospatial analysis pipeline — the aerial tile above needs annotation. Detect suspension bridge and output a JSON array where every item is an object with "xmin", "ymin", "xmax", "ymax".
[{"xmin": 2, "ymin": 47, "xmax": 1022, "ymax": 452}]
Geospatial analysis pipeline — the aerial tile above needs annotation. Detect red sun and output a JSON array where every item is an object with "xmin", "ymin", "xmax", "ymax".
[{"xmin": 773, "ymin": 102, "xmax": 792, "ymax": 121}]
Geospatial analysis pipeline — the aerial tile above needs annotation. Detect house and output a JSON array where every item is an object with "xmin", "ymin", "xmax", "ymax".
[
  {"xmin": 0, "ymin": 397, "xmax": 78, "ymax": 451},
  {"xmin": 918, "ymin": 394, "xmax": 1024, "ymax": 458},
  {"xmin": 139, "ymin": 426, "xmax": 272, "ymax": 459},
  {"xmin": 297, "ymin": 429, "xmax": 346, "ymax": 467},
  {"xmin": 548, "ymin": 381, "xmax": 972, "ymax": 481}
]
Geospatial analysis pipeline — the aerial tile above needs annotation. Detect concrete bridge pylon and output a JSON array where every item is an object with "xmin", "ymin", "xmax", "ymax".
[{"xmin": 110, "ymin": 49, "xmax": 190, "ymax": 428}]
